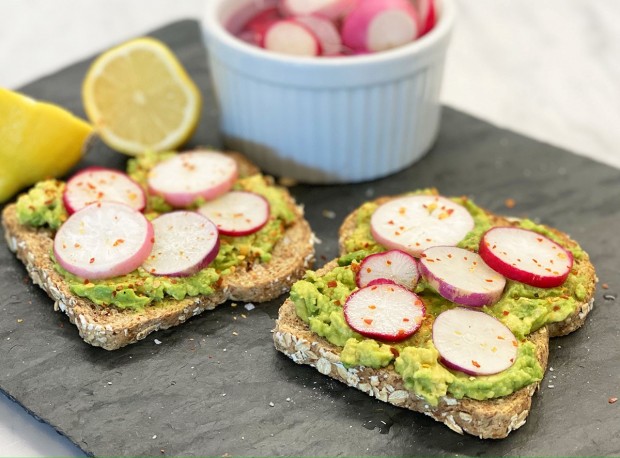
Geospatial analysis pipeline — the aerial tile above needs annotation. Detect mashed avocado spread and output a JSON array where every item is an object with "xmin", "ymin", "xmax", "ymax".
[
  {"xmin": 291, "ymin": 190, "xmax": 592, "ymax": 405},
  {"xmin": 16, "ymin": 152, "xmax": 296, "ymax": 310}
]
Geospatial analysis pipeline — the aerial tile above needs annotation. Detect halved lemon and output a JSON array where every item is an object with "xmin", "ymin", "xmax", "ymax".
[{"xmin": 82, "ymin": 37, "xmax": 202, "ymax": 155}]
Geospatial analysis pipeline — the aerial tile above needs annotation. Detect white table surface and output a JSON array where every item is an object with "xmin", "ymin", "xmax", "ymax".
[{"xmin": 1, "ymin": 0, "xmax": 619, "ymax": 455}]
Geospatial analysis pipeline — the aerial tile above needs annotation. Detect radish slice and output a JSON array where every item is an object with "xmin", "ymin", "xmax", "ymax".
[
  {"xmin": 263, "ymin": 19, "xmax": 321, "ymax": 56},
  {"xmin": 479, "ymin": 227, "xmax": 574, "ymax": 288},
  {"xmin": 419, "ymin": 246, "xmax": 506, "ymax": 307},
  {"xmin": 197, "ymin": 191, "xmax": 270, "ymax": 236},
  {"xmin": 432, "ymin": 307, "xmax": 519, "ymax": 376},
  {"xmin": 344, "ymin": 283, "xmax": 425, "ymax": 342},
  {"xmin": 370, "ymin": 195, "xmax": 475, "ymax": 257},
  {"xmin": 295, "ymin": 15, "xmax": 342, "ymax": 56},
  {"xmin": 237, "ymin": 6, "xmax": 281, "ymax": 45},
  {"xmin": 279, "ymin": 0, "xmax": 356, "ymax": 20},
  {"xmin": 411, "ymin": 0, "xmax": 437, "ymax": 36},
  {"xmin": 63, "ymin": 167, "xmax": 146, "ymax": 214},
  {"xmin": 147, "ymin": 151, "xmax": 238, "ymax": 208},
  {"xmin": 357, "ymin": 250, "xmax": 419, "ymax": 290},
  {"xmin": 341, "ymin": 0, "xmax": 419, "ymax": 53},
  {"xmin": 142, "ymin": 211, "xmax": 219, "ymax": 277},
  {"xmin": 54, "ymin": 202, "xmax": 154, "ymax": 280}
]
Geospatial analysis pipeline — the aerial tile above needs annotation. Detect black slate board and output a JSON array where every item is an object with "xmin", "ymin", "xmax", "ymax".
[{"xmin": 1, "ymin": 20, "xmax": 620, "ymax": 457}]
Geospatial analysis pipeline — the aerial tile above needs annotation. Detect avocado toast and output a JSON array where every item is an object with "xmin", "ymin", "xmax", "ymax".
[
  {"xmin": 274, "ymin": 190, "xmax": 596, "ymax": 438},
  {"xmin": 2, "ymin": 151, "xmax": 315, "ymax": 350}
]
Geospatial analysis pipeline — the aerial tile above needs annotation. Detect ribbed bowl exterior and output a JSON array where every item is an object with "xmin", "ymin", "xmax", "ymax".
[{"xmin": 204, "ymin": 0, "xmax": 454, "ymax": 183}]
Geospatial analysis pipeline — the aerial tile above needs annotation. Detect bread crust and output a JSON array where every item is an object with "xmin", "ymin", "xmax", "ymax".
[
  {"xmin": 1, "ymin": 160, "xmax": 315, "ymax": 350},
  {"xmin": 273, "ymin": 261, "xmax": 549, "ymax": 439},
  {"xmin": 337, "ymin": 196, "xmax": 597, "ymax": 337}
]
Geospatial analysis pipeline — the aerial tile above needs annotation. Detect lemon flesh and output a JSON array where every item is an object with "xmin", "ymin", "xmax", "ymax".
[
  {"xmin": 0, "ymin": 88, "xmax": 92, "ymax": 203},
  {"xmin": 82, "ymin": 37, "xmax": 202, "ymax": 156}
]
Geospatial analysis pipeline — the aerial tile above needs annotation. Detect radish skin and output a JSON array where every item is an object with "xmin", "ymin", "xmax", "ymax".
[
  {"xmin": 357, "ymin": 249, "xmax": 419, "ymax": 290},
  {"xmin": 370, "ymin": 195, "xmax": 475, "ymax": 257},
  {"xmin": 198, "ymin": 191, "xmax": 270, "ymax": 236},
  {"xmin": 147, "ymin": 151, "xmax": 238, "ymax": 208},
  {"xmin": 342, "ymin": 0, "xmax": 419, "ymax": 53},
  {"xmin": 54, "ymin": 202, "xmax": 154, "ymax": 280},
  {"xmin": 142, "ymin": 211, "xmax": 220, "ymax": 277},
  {"xmin": 279, "ymin": 0, "xmax": 357, "ymax": 20},
  {"xmin": 63, "ymin": 167, "xmax": 146, "ymax": 214},
  {"xmin": 263, "ymin": 20, "xmax": 321, "ymax": 56},
  {"xmin": 344, "ymin": 283, "xmax": 425, "ymax": 342},
  {"xmin": 433, "ymin": 307, "xmax": 519, "ymax": 376},
  {"xmin": 295, "ymin": 15, "xmax": 342, "ymax": 56},
  {"xmin": 479, "ymin": 227, "xmax": 574, "ymax": 288},
  {"xmin": 419, "ymin": 246, "xmax": 506, "ymax": 307}
]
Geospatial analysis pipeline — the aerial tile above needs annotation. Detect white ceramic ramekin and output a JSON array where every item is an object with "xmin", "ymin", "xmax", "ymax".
[{"xmin": 203, "ymin": 0, "xmax": 455, "ymax": 183}]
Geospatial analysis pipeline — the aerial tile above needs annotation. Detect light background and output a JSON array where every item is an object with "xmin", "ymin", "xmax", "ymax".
[{"xmin": 1, "ymin": 0, "xmax": 618, "ymax": 455}]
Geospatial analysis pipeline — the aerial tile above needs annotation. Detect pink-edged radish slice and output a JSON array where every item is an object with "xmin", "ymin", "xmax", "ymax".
[
  {"xmin": 295, "ymin": 15, "xmax": 342, "ymax": 56},
  {"xmin": 411, "ymin": 0, "xmax": 437, "ymax": 36},
  {"xmin": 432, "ymin": 307, "xmax": 518, "ymax": 376},
  {"xmin": 357, "ymin": 249, "xmax": 419, "ymax": 290},
  {"xmin": 279, "ymin": 0, "xmax": 356, "ymax": 21},
  {"xmin": 142, "ymin": 211, "xmax": 219, "ymax": 277},
  {"xmin": 237, "ymin": 6, "xmax": 281, "ymax": 45},
  {"xmin": 147, "ymin": 151, "xmax": 238, "ymax": 208},
  {"xmin": 226, "ymin": 1, "xmax": 279, "ymax": 35},
  {"xmin": 53, "ymin": 202, "xmax": 154, "ymax": 280},
  {"xmin": 367, "ymin": 278, "xmax": 397, "ymax": 287},
  {"xmin": 370, "ymin": 195, "xmax": 475, "ymax": 257},
  {"xmin": 262, "ymin": 19, "xmax": 321, "ymax": 56},
  {"xmin": 341, "ymin": 0, "xmax": 419, "ymax": 53},
  {"xmin": 63, "ymin": 167, "xmax": 146, "ymax": 214},
  {"xmin": 344, "ymin": 283, "xmax": 425, "ymax": 342},
  {"xmin": 419, "ymin": 246, "xmax": 506, "ymax": 307},
  {"xmin": 197, "ymin": 191, "xmax": 270, "ymax": 236},
  {"xmin": 479, "ymin": 227, "xmax": 574, "ymax": 288}
]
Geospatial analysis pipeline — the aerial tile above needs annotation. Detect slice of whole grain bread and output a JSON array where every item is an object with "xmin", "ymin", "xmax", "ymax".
[
  {"xmin": 273, "ymin": 261, "xmax": 549, "ymax": 439},
  {"xmin": 337, "ymin": 196, "xmax": 597, "ymax": 338},
  {"xmin": 1, "ymin": 154, "xmax": 315, "ymax": 350}
]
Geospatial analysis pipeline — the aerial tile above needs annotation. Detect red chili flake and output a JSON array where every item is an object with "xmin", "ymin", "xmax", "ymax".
[
  {"xmin": 366, "ymin": 267, "xmax": 372, "ymax": 273},
  {"xmin": 398, "ymin": 207, "xmax": 406, "ymax": 215},
  {"xmin": 447, "ymin": 208, "xmax": 454, "ymax": 215},
  {"xmin": 97, "ymin": 191, "xmax": 105, "ymax": 199},
  {"xmin": 371, "ymin": 286, "xmax": 378, "ymax": 291},
  {"xmin": 510, "ymin": 358, "xmax": 515, "ymax": 363},
  {"xmin": 447, "ymin": 254, "xmax": 452, "ymax": 259},
  {"xmin": 486, "ymin": 279, "xmax": 494, "ymax": 283},
  {"xmin": 334, "ymin": 300, "xmax": 341, "ymax": 306},
  {"xmin": 390, "ymin": 347, "xmax": 400, "ymax": 358},
  {"xmin": 425, "ymin": 238, "xmax": 432, "ymax": 242},
  {"xmin": 397, "ymin": 329, "xmax": 406, "ymax": 337},
  {"xmin": 532, "ymin": 258, "xmax": 538, "ymax": 263},
  {"xmin": 497, "ymin": 335, "xmax": 506, "ymax": 340},
  {"xmin": 83, "ymin": 279, "xmax": 90, "ymax": 285},
  {"xmin": 74, "ymin": 243, "xmax": 81, "ymax": 248},
  {"xmin": 502, "ymin": 311, "xmax": 509, "ymax": 316},
  {"xmin": 609, "ymin": 397, "xmax": 618, "ymax": 404},
  {"xmin": 368, "ymin": 305, "xmax": 376, "ymax": 310},
  {"xmin": 512, "ymin": 340, "xmax": 518, "ymax": 347},
  {"xmin": 351, "ymin": 263, "xmax": 361, "ymax": 274},
  {"xmin": 403, "ymin": 318, "xmax": 410, "ymax": 322},
  {"xmin": 602, "ymin": 283, "xmax": 609, "ymax": 289},
  {"xmin": 327, "ymin": 280, "xmax": 337, "ymax": 288},
  {"xmin": 394, "ymin": 231, "xmax": 401, "ymax": 236},
  {"xmin": 113, "ymin": 238, "xmax": 125, "ymax": 247},
  {"xmin": 420, "ymin": 253, "xmax": 427, "ymax": 258},
  {"xmin": 463, "ymin": 256, "xmax": 468, "ymax": 261},
  {"xmin": 89, "ymin": 257, "xmax": 95, "ymax": 264},
  {"xmin": 415, "ymin": 242, "xmax": 421, "ymax": 247},
  {"xmin": 364, "ymin": 318, "xmax": 373, "ymax": 325},
  {"xmin": 472, "ymin": 360, "xmax": 481, "ymax": 368},
  {"xmin": 388, "ymin": 220, "xmax": 395, "ymax": 225},
  {"xmin": 504, "ymin": 198, "xmax": 516, "ymax": 208},
  {"xmin": 112, "ymin": 291, "xmax": 117, "ymax": 297},
  {"xmin": 545, "ymin": 268, "xmax": 552, "ymax": 272},
  {"xmin": 386, "ymin": 260, "xmax": 392, "ymax": 265},
  {"xmin": 553, "ymin": 305, "xmax": 561, "ymax": 311},
  {"xmin": 151, "ymin": 237, "xmax": 155, "ymax": 243},
  {"xmin": 537, "ymin": 237, "xmax": 543, "ymax": 242},
  {"xmin": 426, "ymin": 259, "xmax": 435, "ymax": 263},
  {"xmin": 87, "ymin": 182, "xmax": 96, "ymax": 190}
]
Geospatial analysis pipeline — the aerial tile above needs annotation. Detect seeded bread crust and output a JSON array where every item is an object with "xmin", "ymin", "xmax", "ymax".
[
  {"xmin": 337, "ymin": 196, "xmax": 597, "ymax": 338},
  {"xmin": 1, "ymin": 154, "xmax": 315, "ymax": 350},
  {"xmin": 274, "ymin": 261, "xmax": 549, "ymax": 439}
]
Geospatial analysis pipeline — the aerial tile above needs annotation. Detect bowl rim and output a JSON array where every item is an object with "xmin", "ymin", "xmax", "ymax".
[{"xmin": 203, "ymin": 0, "xmax": 455, "ymax": 66}]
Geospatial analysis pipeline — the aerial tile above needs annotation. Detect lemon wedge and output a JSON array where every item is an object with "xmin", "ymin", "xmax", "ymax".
[
  {"xmin": 82, "ymin": 37, "xmax": 202, "ymax": 155},
  {"xmin": 0, "ymin": 88, "xmax": 92, "ymax": 203}
]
